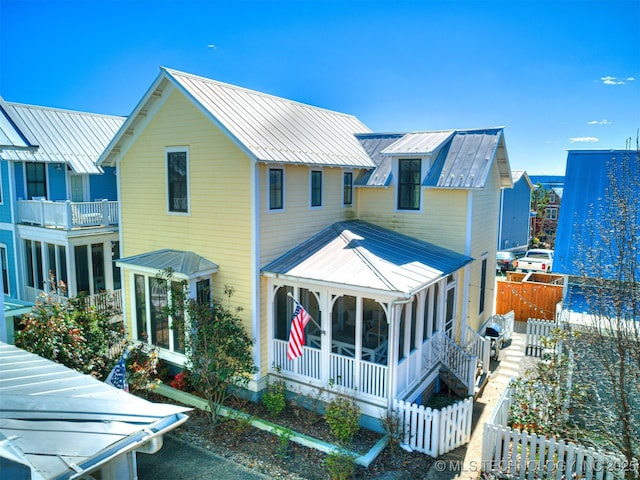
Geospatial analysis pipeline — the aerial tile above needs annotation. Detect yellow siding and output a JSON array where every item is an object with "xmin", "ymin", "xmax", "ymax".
[
  {"xmin": 119, "ymin": 89, "xmax": 254, "ymax": 334},
  {"xmin": 466, "ymin": 164, "xmax": 502, "ymax": 331},
  {"xmin": 356, "ymin": 185, "xmax": 468, "ymax": 253},
  {"xmin": 259, "ymin": 164, "xmax": 357, "ymax": 265}
]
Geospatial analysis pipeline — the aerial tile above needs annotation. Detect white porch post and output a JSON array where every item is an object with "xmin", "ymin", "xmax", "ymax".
[{"xmin": 320, "ymin": 291, "xmax": 332, "ymax": 385}]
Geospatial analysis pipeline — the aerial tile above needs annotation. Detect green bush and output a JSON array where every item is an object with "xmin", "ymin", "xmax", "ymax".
[
  {"xmin": 325, "ymin": 396, "xmax": 361, "ymax": 445},
  {"xmin": 325, "ymin": 451, "xmax": 356, "ymax": 480},
  {"xmin": 262, "ymin": 378, "xmax": 287, "ymax": 418}
]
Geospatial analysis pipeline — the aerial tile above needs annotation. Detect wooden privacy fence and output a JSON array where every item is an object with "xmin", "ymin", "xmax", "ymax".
[
  {"xmin": 525, "ymin": 318, "xmax": 558, "ymax": 357},
  {"xmin": 393, "ymin": 397, "xmax": 473, "ymax": 457},
  {"xmin": 496, "ymin": 273, "xmax": 565, "ymax": 321}
]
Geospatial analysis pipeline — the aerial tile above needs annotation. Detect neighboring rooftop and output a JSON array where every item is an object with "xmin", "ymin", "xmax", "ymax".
[{"xmin": 0, "ymin": 97, "xmax": 125, "ymax": 174}]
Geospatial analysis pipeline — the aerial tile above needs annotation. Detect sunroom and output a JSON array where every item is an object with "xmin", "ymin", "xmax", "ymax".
[{"xmin": 262, "ymin": 221, "xmax": 475, "ymax": 420}]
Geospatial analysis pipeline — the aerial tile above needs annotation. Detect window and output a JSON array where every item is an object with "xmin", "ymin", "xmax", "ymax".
[
  {"xmin": 74, "ymin": 245, "xmax": 90, "ymax": 294},
  {"xmin": 310, "ymin": 170, "xmax": 322, "ymax": 207},
  {"xmin": 397, "ymin": 159, "xmax": 421, "ymax": 210},
  {"xmin": 546, "ymin": 207, "xmax": 558, "ymax": 220},
  {"xmin": 26, "ymin": 163, "xmax": 46, "ymax": 199},
  {"xmin": 196, "ymin": 278, "xmax": 211, "ymax": 305},
  {"xmin": 70, "ymin": 174, "xmax": 85, "ymax": 202},
  {"xmin": 1, "ymin": 245, "xmax": 8, "ymax": 295},
  {"xmin": 445, "ymin": 274, "xmax": 456, "ymax": 335},
  {"xmin": 134, "ymin": 273, "xmax": 185, "ymax": 354},
  {"xmin": 24, "ymin": 240, "xmax": 44, "ymax": 290},
  {"xmin": 343, "ymin": 172, "xmax": 353, "ymax": 206},
  {"xmin": 549, "ymin": 192, "xmax": 556, "ymax": 203},
  {"xmin": 479, "ymin": 256, "xmax": 487, "ymax": 315},
  {"xmin": 269, "ymin": 168, "xmax": 284, "ymax": 210},
  {"xmin": 167, "ymin": 149, "xmax": 188, "ymax": 213}
]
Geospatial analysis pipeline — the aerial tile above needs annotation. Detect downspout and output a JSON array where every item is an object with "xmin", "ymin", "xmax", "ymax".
[
  {"xmin": 460, "ymin": 190, "xmax": 474, "ymax": 340},
  {"xmin": 386, "ymin": 295, "xmax": 413, "ymax": 417}
]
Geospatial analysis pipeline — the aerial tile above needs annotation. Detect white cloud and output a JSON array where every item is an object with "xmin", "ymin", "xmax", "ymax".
[
  {"xmin": 600, "ymin": 75, "xmax": 628, "ymax": 85},
  {"xmin": 587, "ymin": 119, "xmax": 611, "ymax": 125},
  {"xmin": 569, "ymin": 137, "xmax": 599, "ymax": 143},
  {"xmin": 627, "ymin": 77, "xmax": 636, "ymax": 81}
]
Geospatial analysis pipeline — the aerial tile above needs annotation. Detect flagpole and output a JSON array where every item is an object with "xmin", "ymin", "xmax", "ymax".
[{"xmin": 287, "ymin": 292, "xmax": 324, "ymax": 334}]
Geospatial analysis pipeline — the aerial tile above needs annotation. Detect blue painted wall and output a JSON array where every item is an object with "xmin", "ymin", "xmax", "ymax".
[
  {"xmin": 89, "ymin": 167, "xmax": 117, "ymax": 201},
  {"xmin": 499, "ymin": 174, "xmax": 531, "ymax": 250},
  {"xmin": 0, "ymin": 162, "xmax": 12, "ymax": 223},
  {"xmin": 0, "ymin": 229, "xmax": 18, "ymax": 298}
]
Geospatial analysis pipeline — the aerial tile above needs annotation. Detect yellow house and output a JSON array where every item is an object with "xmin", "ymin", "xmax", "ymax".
[{"xmin": 98, "ymin": 68, "xmax": 512, "ymax": 426}]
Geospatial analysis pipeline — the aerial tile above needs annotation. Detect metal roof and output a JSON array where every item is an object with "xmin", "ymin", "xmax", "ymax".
[
  {"xmin": 0, "ymin": 101, "xmax": 125, "ymax": 174},
  {"xmin": 425, "ymin": 128, "xmax": 511, "ymax": 188},
  {"xmin": 380, "ymin": 131, "xmax": 455, "ymax": 156},
  {"xmin": 117, "ymin": 249, "xmax": 219, "ymax": 278},
  {"xmin": 262, "ymin": 220, "xmax": 473, "ymax": 296},
  {"xmin": 0, "ymin": 342, "xmax": 189, "ymax": 480},
  {"xmin": 0, "ymin": 97, "xmax": 36, "ymax": 149},
  {"xmin": 162, "ymin": 68, "xmax": 375, "ymax": 167},
  {"xmin": 554, "ymin": 149, "xmax": 640, "ymax": 279},
  {"xmin": 354, "ymin": 133, "xmax": 404, "ymax": 186}
]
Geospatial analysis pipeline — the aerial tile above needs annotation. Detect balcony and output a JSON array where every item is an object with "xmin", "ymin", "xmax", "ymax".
[{"xmin": 18, "ymin": 199, "xmax": 119, "ymax": 230}]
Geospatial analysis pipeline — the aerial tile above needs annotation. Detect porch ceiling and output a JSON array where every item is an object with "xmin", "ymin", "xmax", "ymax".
[{"xmin": 262, "ymin": 220, "xmax": 473, "ymax": 295}]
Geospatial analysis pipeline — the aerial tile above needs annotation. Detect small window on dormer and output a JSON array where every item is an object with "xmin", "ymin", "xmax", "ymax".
[
  {"xmin": 398, "ymin": 159, "xmax": 421, "ymax": 210},
  {"xmin": 311, "ymin": 170, "xmax": 323, "ymax": 207},
  {"xmin": 167, "ymin": 148, "xmax": 189, "ymax": 214}
]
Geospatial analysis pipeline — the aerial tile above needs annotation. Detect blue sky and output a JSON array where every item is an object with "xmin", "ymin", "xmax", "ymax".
[{"xmin": 1, "ymin": 0, "xmax": 638, "ymax": 175}]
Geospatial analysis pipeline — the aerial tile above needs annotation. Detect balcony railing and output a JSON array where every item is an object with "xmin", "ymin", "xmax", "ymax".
[
  {"xmin": 26, "ymin": 288, "xmax": 123, "ymax": 317},
  {"xmin": 18, "ymin": 199, "xmax": 119, "ymax": 230}
]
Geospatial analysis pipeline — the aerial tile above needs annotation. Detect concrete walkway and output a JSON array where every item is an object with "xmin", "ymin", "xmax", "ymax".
[{"xmin": 425, "ymin": 322, "xmax": 533, "ymax": 480}]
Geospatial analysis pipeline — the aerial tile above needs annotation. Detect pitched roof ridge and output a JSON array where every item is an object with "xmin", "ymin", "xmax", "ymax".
[
  {"xmin": 6, "ymin": 101, "xmax": 126, "ymax": 120},
  {"xmin": 161, "ymin": 66, "xmax": 363, "ymax": 121}
]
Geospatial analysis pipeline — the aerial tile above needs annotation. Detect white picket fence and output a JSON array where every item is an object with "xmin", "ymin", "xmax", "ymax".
[
  {"xmin": 393, "ymin": 397, "xmax": 473, "ymax": 456},
  {"xmin": 525, "ymin": 318, "xmax": 557, "ymax": 357},
  {"xmin": 483, "ymin": 382, "xmax": 637, "ymax": 480}
]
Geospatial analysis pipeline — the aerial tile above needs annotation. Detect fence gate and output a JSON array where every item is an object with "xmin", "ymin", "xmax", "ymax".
[{"xmin": 525, "ymin": 318, "xmax": 557, "ymax": 357}]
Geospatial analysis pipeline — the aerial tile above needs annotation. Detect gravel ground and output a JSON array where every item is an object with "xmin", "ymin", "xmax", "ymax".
[{"xmin": 145, "ymin": 392, "xmax": 436, "ymax": 480}]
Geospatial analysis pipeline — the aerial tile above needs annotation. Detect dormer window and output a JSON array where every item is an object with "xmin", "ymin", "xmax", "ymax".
[{"xmin": 397, "ymin": 159, "xmax": 421, "ymax": 210}]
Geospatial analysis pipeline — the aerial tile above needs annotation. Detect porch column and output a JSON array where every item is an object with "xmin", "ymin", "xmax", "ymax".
[{"xmin": 320, "ymin": 290, "xmax": 332, "ymax": 385}]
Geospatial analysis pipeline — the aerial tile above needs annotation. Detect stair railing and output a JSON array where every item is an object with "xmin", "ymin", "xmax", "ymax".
[
  {"xmin": 434, "ymin": 332, "xmax": 477, "ymax": 396},
  {"xmin": 461, "ymin": 324, "xmax": 490, "ymax": 374}
]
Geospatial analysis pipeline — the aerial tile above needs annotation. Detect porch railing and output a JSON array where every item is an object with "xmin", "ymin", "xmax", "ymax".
[
  {"xmin": 27, "ymin": 289, "xmax": 123, "ymax": 316},
  {"xmin": 18, "ymin": 199, "xmax": 119, "ymax": 230},
  {"xmin": 461, "ymin": 324, "xmax": 490, "ymax": 374},
  {"xmin": 435, "ymin": 332, "xmax": 477, "ymax": 397},
  {"xmin": 272, "ymin": 339, "xmax": 388, "ymax": 399}
]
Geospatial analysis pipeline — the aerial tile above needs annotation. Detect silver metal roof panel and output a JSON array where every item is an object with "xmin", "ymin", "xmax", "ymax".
[
  {"xmin": 117, "ymin": 248, "xmax": 219, "ymax": 277},
  {"xmin": 0, "ymin": 342, "xmax": 189, "ymax": 480},
  {"xmin": 354, "ymin": 133, "xmax": 404, "ymax": 186},
  {"xmin": 0, "ymin": 102, "xmax": 125, "ymax": 174},
  {"xmin": 380, "ymin": 131, "xmax": 454, "ymax": 156},
  {"xmin": 164, "ymin": 68, "xmax": 375, "ymax": 168},
  {"xmin": 262, "ymin": 220, "xmax": 472, "ymax": 296}
]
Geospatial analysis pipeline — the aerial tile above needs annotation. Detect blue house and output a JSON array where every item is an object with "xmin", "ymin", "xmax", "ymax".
[
  {"xmin": 0, "ymin": 97, "xmax": 124, "ymax": 339},
  {"xmin": 554, "ymin": 149, "xmax": 639, "ymax": 315},
  {"xmin": 498, "ymin": 169, "xmax": 532, "ymax": 252}
]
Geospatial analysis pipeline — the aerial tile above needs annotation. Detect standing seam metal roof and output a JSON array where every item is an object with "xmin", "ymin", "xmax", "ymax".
[
  {"xmin": 262, "ymin": 220, "xmax": 473, "ymax": 295},
  {"xmin": 164, "ymin": 67, "xmax": 375, "ymax": 168},
  {"xmin": 0, "ymin": 102, "xmax": 125, "ymax": 174}
]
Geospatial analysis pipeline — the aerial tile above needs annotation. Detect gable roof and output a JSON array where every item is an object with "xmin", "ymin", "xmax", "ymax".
[
  {"xmin": 554, "ymin": 149, "xmax": 640, "ymax": 278},
  {"xmin": 262, "ymin": 220, "xmax": 473, "ymax": 296},
  {"xmin": 99, "ymin": 67, "xmax": 375, "ymax": 169},
  {"xmin": 0, "ymin": 96, "xmax": 37, "ymax": 149},
  {"xmin": 511, "ymin": 169, "xmax": 533, "ymax": 189},
  {"xmin": 0, "ymin": 99, "xmax": 125, "ymax": 174},
  {"xmin": 356, "ymin": 128, "xmax": 512, "ymax": 189},
  {"xmin": 0, "ymin": 342, "xmax": 189, "ymax": 480}
]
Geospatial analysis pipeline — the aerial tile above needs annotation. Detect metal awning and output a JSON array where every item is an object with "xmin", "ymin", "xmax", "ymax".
[{"xmin": 116, "ymin": 249, "xmax": 219, "ymax": 279}]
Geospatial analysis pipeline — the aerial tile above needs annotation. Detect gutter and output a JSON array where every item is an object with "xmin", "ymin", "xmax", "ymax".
[{"xmin": 61, "ymin": 413, "xmax": 189, "ymax": 480}]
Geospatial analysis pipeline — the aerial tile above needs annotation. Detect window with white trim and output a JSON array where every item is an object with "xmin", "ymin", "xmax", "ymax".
[
  {"xmin": 133, "ymin": 273, "xmax": 186, "ymax": 354},
  {"xmin": 269, "ymin": 168, "xmax": 284, "ymax": 210},
  {"xmin": 1, "ymin": 245, "xmax": 9, "ymax": 295},
  {"xmin": 479, "ymin": 255, "xmax": 488, "ymax": 315},
  {"xmin": 167, "ymin": 148, "xmax": 189, "ymax": 213},
  {"xmin": 343, "ymin": 171, "xmax": 353, "ymax": 206},
  {"xmin": 310, "ymin": 170, "xmax": 323, "ymax": 207},
  {"xmin": 26, "ymin": 163, "xmax": 47, "ymax": 199},
  {"xmin": 397, "ymin": 159, "xmax": 421, "ymax": 210}
]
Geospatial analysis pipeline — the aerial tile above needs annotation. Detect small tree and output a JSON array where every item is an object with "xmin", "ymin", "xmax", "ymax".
[
  {"xmin": 166, "ymin": 275, "xmax": 257, "ymax": 423},
  {"xmin": 569, "ymin": 143, "xmax": 640, "ymax": 471}
]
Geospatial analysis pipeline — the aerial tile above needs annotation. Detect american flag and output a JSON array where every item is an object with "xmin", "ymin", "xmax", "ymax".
[
  {"xmin": 105, "ymin": 352, "xmax": 129, "ymax": 392},
  {"xmin": 286, "ymin": 299, "xmax": 311, "ymax": 360}
]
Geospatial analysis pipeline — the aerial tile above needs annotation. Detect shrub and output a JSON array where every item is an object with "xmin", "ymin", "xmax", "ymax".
[
  {"xmin": 125, "ymin": 341, "xmax": 160, "ymax": 392},
  {"xmin": 169, "ymin": 371, "xmax": 190, "ymax": 391},
  {"xmin": 325, "ymin": 396, "xmax": 361, "ymax": 445},
  {"xmin": 262, "ymin": 377, "xmax": 287, "ymax": 418},
  {"xmin": 325, "ymin": 451, "xmax": 356, "ymax": 480}
]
